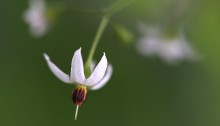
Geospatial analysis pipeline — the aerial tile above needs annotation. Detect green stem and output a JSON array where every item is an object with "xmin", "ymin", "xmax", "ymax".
[
  {"xmin": 84, "ymin": 16, "xmax": 109, "ymax": 77},
  {"xmin": 84, "ymin": 0, "xmax": 136, "ymax": 77},
  {"xmin": 105, "ymin": 0, "xmax": 137, "ymax": 16}
]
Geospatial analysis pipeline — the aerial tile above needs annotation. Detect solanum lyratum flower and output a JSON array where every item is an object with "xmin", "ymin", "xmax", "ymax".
[{"xmin": 43, "ymin": 48, "xmax": 113, "ymax": 119}]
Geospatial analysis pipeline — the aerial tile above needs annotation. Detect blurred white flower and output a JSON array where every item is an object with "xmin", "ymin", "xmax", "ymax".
[
  {"xmin": 137, "ymin": 36, "xmax": 161, "ymax": 57},
  {"xmin": 23, "ymin": 0, "xmax": 49, "ymax": 37},
  {"xmin": 157, "ymin": 37, "xmax": 198, "ymax": 64},
  {"xmin": 136, "ymin": 22, "xmax": 199, "ymax": 64},
  {"xmin": 43, "ymin": 48, "xmax": 113, "ymax": 90}
]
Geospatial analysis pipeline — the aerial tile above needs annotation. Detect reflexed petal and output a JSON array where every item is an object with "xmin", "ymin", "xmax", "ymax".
[
  {"xmin": 90, "ymin": 64, "xmax": 113, "ymax": 90},
  {"xmin": 43, "ymin": 53, "xmax": 70, "ymax": 83},
  {"xmin": 70, "ymin": 48, "xmax": 86, "ymax": 84},
  {"xmin": 85, "ymin": 53, "xmax": 108, "ymax": 86}
]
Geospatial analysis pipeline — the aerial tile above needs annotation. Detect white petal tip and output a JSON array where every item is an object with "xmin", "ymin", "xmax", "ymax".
[
  {"xmin": 43, "ymin": 53, "xmax": 49, "ymax": 60},
  {"xmin": 85, "ymin": 52, "xmax": 108, "ymax": 86},
  {"xmin": 70, "ymin": 47, "xmax": 86, "ymax": 84},
  {"xmin": 76, "ymin": 48, "xmax": 82, "ymax": 53},
  {"xmin": 43, "ymin": 53, "xmax": 70, "ymax": 83}
]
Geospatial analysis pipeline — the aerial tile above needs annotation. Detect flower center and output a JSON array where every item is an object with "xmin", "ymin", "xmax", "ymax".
[{"xmin": 72, "ymin": 85, "xmax": 87, "ymax": 106}]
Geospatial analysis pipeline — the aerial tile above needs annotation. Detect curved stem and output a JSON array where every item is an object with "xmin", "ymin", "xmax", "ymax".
[
  {"xmin": 105, "ymin": 0, "xmax": 137, "ymax": 16},
  {"xmin": 84, "ymin": 0, "xmax": 136, "ymax": 77},
  {"xmin": 84, "ymin": 16, "xmax": 109, "ymax": 77}
]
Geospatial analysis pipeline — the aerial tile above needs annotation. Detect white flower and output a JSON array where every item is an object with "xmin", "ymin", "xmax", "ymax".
[
  {"xmin": 136, "ymin": 22, "xmax": 199, "ymax": 64},
  {"xmin": 137, "ymin": 36, "xmax": 161, "ymax": 57},
  {"xmin": 157, "ymin": 37, "xmax": 197, "ymax": 64},
  {"xmin": 43, "ymin": 48, "xmax": 113, "ymax": 90},
  {"xmin": 23, "ymin": 0, "xmax": 49, "ymax": 37}
]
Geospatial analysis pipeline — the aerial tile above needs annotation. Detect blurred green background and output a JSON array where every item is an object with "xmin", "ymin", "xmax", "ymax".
[{"xmin": 1, "ymin": 0, "xmax": 220, "ymax": 126}]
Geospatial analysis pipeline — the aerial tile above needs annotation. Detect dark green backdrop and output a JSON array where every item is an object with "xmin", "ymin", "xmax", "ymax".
[{"xmin": 1, "ymin": 0, "xmax": 220, "ymax": 126}]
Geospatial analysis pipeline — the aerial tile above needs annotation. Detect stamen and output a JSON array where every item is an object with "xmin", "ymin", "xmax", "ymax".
[{"xmin": 74, "ymin": 105, "xmax": 79, "ymax": 120}]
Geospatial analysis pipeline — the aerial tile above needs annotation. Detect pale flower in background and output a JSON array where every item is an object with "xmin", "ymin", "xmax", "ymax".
[
  {"xmin": 23, "ymin": 0, "xmax": 49, "ymax": 37},
  {"xmin": 137, "ymin": 36, "xmax": 161, "ymax": 57},
  {"xmin": 137, "ymin": 23, "xmax": 162, "ymax": 57},
  {"xmin": 136, "ymin": 22, "xmax": 199, "ymax": 64},
  {"xmin": 157, "ymin": 36, "xmax": 197, "ymax": 64}
]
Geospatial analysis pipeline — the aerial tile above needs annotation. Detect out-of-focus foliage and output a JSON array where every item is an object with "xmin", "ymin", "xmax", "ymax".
[{"xmin": 113, "ymin": 23, "xmax": 134, "ymax": 45}]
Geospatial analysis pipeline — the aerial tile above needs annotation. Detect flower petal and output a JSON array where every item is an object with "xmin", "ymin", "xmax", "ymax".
[
  {"xmin": 85, "ymin": 53, "xmax": 108, "ymax": 86},
  {"xmin": 90, "ymin": 64, "xmax": 113, "ymax": 90},
  {"xmin": 70, "ymin": 48, "xmax": 86, "ymax": 84},
  {"xmin": 90, "ymin": 61, "xmax": 96, "ymax": 72},
  {"xmin": 43, "ymin": 53, "xmax": 70, "ymax": 83}
]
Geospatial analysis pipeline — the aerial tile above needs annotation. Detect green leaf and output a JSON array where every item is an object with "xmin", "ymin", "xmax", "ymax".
[{"xmin": 113, "ymin": 23, "xmax": 134, "ymax": 45}]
